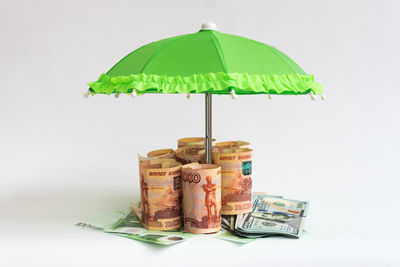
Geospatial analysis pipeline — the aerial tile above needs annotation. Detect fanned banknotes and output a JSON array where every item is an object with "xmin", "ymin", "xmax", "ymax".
[
  {"xmin": 76, "ymin": 203, "xmax": 254, "ymax": 245},
  {"xmin": 76, "ymin": 210, "xmax": 192, "ymax": 246},
  {"xmin": 222, "ymin": 193, "xmax": 309, "ymax": 238}
]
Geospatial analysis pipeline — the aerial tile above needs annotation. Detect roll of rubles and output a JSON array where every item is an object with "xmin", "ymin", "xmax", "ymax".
[
  {"xmin": 147, "ymin": 149, "xmax": 175, "ymax": 160},
  {"xmin": 138, "ymin": 149, "xmax": 176, "ymax": 162},
  {"xmin": 175, "ymin": 145, "xmax": 206, "ymax": 164},
  {"xmin": 181, "ymin": 163, "xmax": 221, "ymax": 234},
  {"xmin": 177, "ymin": 137, "xmax": 216, "ymax": 148},
  {"xmin": 138, "ymin": 158, "xmax": 182, "ymax": 230},
  {"xmin": 212, "ymin": 148, "xmax": 252, "ymax": 215},
  {"xmin": 214, "ymin": 141, "xmax": 250, "ymax": 152}
]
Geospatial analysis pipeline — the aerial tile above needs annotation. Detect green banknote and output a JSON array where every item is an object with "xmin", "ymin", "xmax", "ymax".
[
  {"xmin": 76, "ymin": 211, "xmax": 192, "ymax": 246},
  {"xmin": 235, "ymin": 193, "xmax": 309, "ymax": 238},
  {"xmin": 76, "ymin": 206, "xmax": 254, "ymax": 245}
]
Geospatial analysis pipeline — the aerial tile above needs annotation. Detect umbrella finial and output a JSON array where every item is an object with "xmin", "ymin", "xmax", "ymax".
[
  {"xmin": 186, "ymin": 93, "xmax": 191, "ymax": 99},
  {"xmin": 201, "ymin": 22, "xmax": 217, "ymax": 31}
]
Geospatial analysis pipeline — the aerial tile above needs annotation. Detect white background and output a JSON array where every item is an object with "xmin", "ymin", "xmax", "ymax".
[{"xmin": 1, "ymin": 0, "xmax": 399, "ymax": 266}]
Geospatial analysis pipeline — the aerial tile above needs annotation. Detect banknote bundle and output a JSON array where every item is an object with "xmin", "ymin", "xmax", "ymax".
[
  {"xmin": 138, "ymin": 148, "xmax": 176, "ymax": 162},
  {"xmin": 181, "ymin": 163, "xmax": 222, "ymax": 233},
  {"xmin": 213, "ymin": 142, "xmax": 253, "ymax": 215},
  {"xmin": 177, "ymin": 137, "xmax": 216, "ymax": 148},
  {"xmin": 147, "ymin": 148, "xmax": 176, "ymax": 160},
  {"xmin": 221, "ymin": 192, "xmax": 309, "ymax": 238},
  {"xmin": 76, "ymin": 210, "xmax": 193, "ymax": 246},
  {"xmin": 214, "ymin": 141, "xmax": 250, "ymax": 152},
  {"xmin": 175, "ymin": 144, "xmax": 206, "ymax": 164},
  {"xmin": 175, "ymin": 137, "xmax": 217, "ymax": 164},
  {"xmin": 138, "ymin": 157, "xmax": 182, "ymax": 230}
]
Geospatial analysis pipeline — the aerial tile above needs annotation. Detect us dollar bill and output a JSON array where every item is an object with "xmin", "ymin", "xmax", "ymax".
[{"xmin": 234, "ymin": 193, "xmax": 309, "ymax": 238}]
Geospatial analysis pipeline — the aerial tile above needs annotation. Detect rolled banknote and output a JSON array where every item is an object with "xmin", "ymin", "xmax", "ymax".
[
  {"xmin": 175, "ymin": 145, "xmax": 206, "ymax": 164},
  {"xmin": 147, "ymin": 149, "xmax": 175, "ymax": 160},
  {"xmin": 215, "ymin": 141, "xmax": 250, "ymax": 152},
  {"xmin": 181, "ymin": 163, "xmax": 222, "ymax": 234},
  {"xmin": 138, "ymin": 158, "xmax": 182, "ymax": 230},
  {"xmin": 213, "ymin": 148, "xmax": 253, "ymax": 215},
  {"xmin": 138, "ymin": 149, "xmax": 176, "ymax": 162},
  {"xmin": 177, "ymin": 137, "xmax": 216, "ymax": 148}
]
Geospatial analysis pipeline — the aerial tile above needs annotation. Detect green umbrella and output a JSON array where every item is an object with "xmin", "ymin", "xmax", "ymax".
[{"xmin": 87, "ymin": 23, "xmax": 323, "ymax": 163}]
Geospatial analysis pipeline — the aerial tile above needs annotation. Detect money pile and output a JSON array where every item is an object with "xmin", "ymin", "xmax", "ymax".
[
  {"xmin": 175, "ymin": 145, "xmax": 206, "ymax": 164},
  {"xmin": 76, "ymin": 193, "xmax": 309, "ymax": 245},
  {"xmin": 76, "ymin": 137, "xmax": 311, "ymax": 245},
  {"xmin": 221, "ymin": 192, "xmax": 309, "ymax": 238},
  {"xmin": 175, "ymin": 137, "xmax": 216, "ymax": 164}
]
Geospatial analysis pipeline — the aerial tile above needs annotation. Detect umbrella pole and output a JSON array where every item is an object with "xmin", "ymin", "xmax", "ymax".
[{"xmin": 205, "ymin": 92, "xmax": 212, "ymax": 164}]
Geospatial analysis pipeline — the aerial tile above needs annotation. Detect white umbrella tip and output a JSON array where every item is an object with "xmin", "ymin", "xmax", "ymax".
[{"xmin": 201, "ymin": 22, "xmax": 217, "ymax": 31}]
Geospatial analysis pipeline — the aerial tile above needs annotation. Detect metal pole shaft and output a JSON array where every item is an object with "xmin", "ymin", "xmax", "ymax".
[{"xmin": 205, "ymin": 93, "xmax": 212, "ymax": 164}]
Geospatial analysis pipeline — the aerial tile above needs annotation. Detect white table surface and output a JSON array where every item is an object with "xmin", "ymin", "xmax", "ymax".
[{"xmin": 1, "ymin": 181, "xmax": 399, "ymax": 266}]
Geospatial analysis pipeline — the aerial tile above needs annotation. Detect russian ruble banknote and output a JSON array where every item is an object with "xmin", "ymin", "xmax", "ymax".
[
  {"xmin": 213, "ymin": 147, "xmax": 253, "ymax": 215},
  {"xmin": 177, "ymin": 137, "xmax": 215, "ymax": 148},
  {"xmin": 138, "ymin": 158, "xmax": 183, "ymax": 231},
  {"xmin": 181, "ymin": 163, "xmax": 222, "ymax": 234}
]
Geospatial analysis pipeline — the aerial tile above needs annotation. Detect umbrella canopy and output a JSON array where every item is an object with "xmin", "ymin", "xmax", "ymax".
[
  {"xmin": 87, "ymin": 23, "xmax": 322, "ymax": 96},
  {"xmin": 86, "ymin": 23, "xmax": 324, "ymax": 164}
]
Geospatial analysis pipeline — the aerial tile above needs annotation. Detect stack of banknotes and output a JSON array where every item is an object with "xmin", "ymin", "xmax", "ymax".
[
  {"xmin": 76, "ymin": 211, "xmax": 192, "ymax": 245},
  {"xmin": 221, "ymin": 192, "xmax": 309, "ymax": 238}
]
